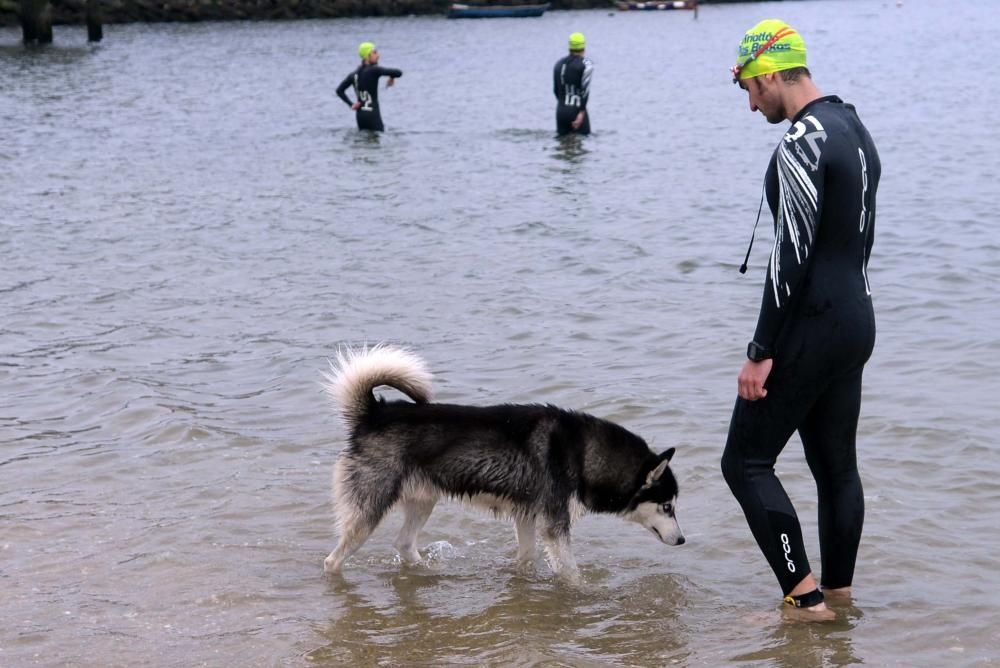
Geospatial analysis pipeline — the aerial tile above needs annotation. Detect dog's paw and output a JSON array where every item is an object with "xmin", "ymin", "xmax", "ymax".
[
  {"xmin": 397, "ymin": 549, "xmax": 422, "ymax": 564},
  {"xmin": 553, "ymin": 568, "xmax": 582, "ymax": 586},
  {"xmin": 323, "ymin": 554, "xmax": 342, "ymax": 573}
]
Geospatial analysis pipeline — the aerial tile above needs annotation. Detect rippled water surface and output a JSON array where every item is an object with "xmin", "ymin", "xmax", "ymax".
[{"xmin": 3, "ymin": 0, "xmax": 1000, "ymax": 665}]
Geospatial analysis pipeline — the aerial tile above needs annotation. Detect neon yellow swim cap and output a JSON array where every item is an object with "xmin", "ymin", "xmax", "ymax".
[
  {"xmin": 569, "ymin": 32, "xmax": 585, "ymax": 51},
  {"xmin": 734, "ymin": 19, "xmax": 806, "ymax": 81},
  {"xmin": 358, "ymin": 42, "xmax": 375, "ymax": 60}
]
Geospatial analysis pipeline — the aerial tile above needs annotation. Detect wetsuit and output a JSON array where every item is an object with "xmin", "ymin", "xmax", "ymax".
[
  {"xmin": 336, "ymin": 64, "xmax": 402, "ymax": 132},
  {"xmin": 721, "ymin": 96, "xmax": 880, "ymax": 595},
  {"xmin": 553, "ymin": 54, "xmax": 593, "ymax": 136}
]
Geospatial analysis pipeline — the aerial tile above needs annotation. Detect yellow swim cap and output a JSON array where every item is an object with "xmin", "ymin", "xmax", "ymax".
[
  {"xmin": 734, "ymin": 19, "xmax": 807, "ymax": 81},
  {"xmin": 569, "ymin": 32, "xmax": 585, "ymax": 51},
  {"xmin": 358, "ymin": 42, "xmax": 375, "ymax": 60}
]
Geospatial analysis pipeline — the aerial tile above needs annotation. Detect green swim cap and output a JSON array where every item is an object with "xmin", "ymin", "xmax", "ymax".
[
  {"xmin": 569, "ymin": 32, "xmax": 585, "ymax": 51},
  {"xmin": 358, "ymin": 41, "xmax": 375, "ymax": 60},
  {"xmin": 734, "ymin": 19, "xmax": 806, "ymax": 81}
]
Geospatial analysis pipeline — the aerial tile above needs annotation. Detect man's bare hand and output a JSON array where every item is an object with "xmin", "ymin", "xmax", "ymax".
[{"xmin": 738, "ymin": 358, "xmax": 773, "ymax": 401}]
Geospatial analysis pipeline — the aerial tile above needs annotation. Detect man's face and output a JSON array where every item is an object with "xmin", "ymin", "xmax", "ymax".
[
  {"xmin": 368, "ymin": 49, "xmax": 380, "ymax": 65},
  {"xmin": 740, "ymin": 75, "xmax": 785, "ymax": 124}
]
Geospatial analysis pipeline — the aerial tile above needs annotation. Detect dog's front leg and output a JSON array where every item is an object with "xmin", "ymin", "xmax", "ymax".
[
  {"xmin": 540, "ymin": 526, "xmax": 579, "ymax": 581},
  {"xmin": 513, "ymin": 515, "xmax": 537, "ymax": 563}
]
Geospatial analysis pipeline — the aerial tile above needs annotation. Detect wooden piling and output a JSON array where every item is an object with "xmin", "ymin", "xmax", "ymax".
[
  {"xmin": 21, "ymin": 0, "xmax": 52, "ymax": 44},
  {"xmin": 18, "ymin": 0, "xmax": 34, "ymax": 42},
  {"xmin": 86, "ymin": 0, "xmax": 103, "ymax": 42},
  {"xmin": 20, "ymin": 0, "xmax": 53, "ymax": 44}
]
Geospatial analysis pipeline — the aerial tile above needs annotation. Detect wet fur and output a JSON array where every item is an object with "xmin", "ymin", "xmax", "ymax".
[{"xmin": 322, "ymin": 345, "xmax": 683, "ymax": 577}]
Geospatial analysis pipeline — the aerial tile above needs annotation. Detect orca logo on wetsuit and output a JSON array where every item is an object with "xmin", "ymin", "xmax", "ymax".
[
  {"xmin": 858, "ymin": 147, "xmax": 873, "ymax": 295},
  {"xmin": 780, "ymin": 533, "xmax": 796, "ymax": 573},
  {"xmin": 858, "ymin": 148, "xmax": 869, "ymax": 233}
]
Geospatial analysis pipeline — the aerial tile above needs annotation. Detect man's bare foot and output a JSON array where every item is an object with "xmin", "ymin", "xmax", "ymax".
[
  {"xmin": 821, "ymin": 586, "xmax": 853, "ymax": 602},
  {"xmin": 781, "ymin": 600, "xmax": 837, "ymax": 622},
  {"xmin": 782, "ymin": 584, "xmax": 837, "ymax": 622}
]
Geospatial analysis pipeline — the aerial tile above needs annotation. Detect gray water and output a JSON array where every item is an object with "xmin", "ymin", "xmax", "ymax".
[{"xmin": 3, "ymin": 0, "xmax": 1000, "ymax": 665}]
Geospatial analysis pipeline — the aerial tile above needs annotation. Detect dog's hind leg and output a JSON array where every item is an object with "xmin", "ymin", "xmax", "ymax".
[
  {"xmin": 513, "ymin": 515, "xmax": 537, "ymax": 563},
  {"xmin": 324, "ymin": 517, "xmax": 378, "ymax": 573},
  {"xmin": 394, "ymin": 497, "xmax": 436, "ymax": 564},
  {"xmin": 324, "ymin": 456, "xmax": 400, "ymax": 573}
]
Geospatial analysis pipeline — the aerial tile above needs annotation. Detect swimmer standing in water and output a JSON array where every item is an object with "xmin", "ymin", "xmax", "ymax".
[
  {"xmin": 720, "ymin": 19, "xmax": 881, "ymax": 620},
  {"xmin": 553, "ymin": 32, "xmax": 593, "ymax": 136},
  {"xmin": 336, "ymin": 42, "xmax": 402, "ymax": 132}
]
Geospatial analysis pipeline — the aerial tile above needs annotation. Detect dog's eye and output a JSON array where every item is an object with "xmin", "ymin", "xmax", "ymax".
[{"xmin": 661, "ymin": 503, "xmax": 673, "ymax": 514}]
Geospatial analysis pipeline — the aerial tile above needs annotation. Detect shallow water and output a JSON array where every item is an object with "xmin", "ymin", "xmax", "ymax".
[{"xmin": 2, "ymin": 0, "xmax": 1000, "ymax": 665}]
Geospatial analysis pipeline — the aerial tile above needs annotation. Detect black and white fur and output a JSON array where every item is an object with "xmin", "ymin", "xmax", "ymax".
[{"xmin": 322, "ymin": 345, "xmax": 684, "ymax": 577}]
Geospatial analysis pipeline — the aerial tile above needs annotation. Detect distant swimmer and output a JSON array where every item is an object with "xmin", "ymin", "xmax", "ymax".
[
  {"xmin": 336, "ymin": 42, "xmax": 402, "ymax": 132},
  {"xmin": 553, "ymin": 32, "xmax": 593, "ymax": 136}
]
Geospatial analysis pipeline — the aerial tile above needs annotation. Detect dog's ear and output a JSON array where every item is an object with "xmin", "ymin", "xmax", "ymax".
[
  {"xmin": 646, "ymin": 459, "xmax": 670, "ymax": 485},
  {"xmin": 658, "ymin": 447, "xmax": 675, "ymax": 463}
]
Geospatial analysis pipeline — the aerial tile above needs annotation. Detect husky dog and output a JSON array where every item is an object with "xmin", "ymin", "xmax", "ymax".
[{"xmin": 322, "ymin": 345, "xmax": 684, "ymax": 577}]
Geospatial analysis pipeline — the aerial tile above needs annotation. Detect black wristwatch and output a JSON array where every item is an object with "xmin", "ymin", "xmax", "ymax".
[{"xmin": 746, "ymin": 341, "xmax": 773, "ymax": 362}]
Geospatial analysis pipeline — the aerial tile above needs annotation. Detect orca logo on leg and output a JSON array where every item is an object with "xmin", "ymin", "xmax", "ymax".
[{"xmin": 780, "ymin": 533, "xmax": 796, "ymax": 573}]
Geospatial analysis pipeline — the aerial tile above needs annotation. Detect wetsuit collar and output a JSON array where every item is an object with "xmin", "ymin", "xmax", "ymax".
[{"xmin": 790, "ymin": 95, "xmax": 842, "ymax": 124}]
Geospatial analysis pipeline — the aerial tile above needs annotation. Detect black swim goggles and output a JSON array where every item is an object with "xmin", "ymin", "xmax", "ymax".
[{"xmin": 731, "ymin": 27, "xmax": 797, "ymax": 84}]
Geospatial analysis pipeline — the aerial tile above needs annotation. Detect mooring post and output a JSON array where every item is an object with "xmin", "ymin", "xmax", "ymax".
[
  {"xmin": 86, "ymin": 0, "xmax": 103, "ymax": 42},
  {"xmin": 20, "ymin": 0, "xmax": 37, "ymax": 43},
  {"xmin": 20, "ymin": 0, "xmax": 53, "ymax": 44}
]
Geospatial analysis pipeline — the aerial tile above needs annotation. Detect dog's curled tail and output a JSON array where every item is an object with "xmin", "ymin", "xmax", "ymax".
[{"xmin": 323, "ymin": 344, "xmax": 433, "ymax": 431}]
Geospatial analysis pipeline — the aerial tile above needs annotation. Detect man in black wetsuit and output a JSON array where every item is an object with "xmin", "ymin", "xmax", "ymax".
[
  {"xmin": 336, "ymin": 42, "xmax": 403, "ymax": 132},
  {"xmin": 721, "ymin": 19, "xmax": 880, "ymax": 619},
  {"xmin": 553, "ymin": 32, "xmax": 593, "ymax": 136}
]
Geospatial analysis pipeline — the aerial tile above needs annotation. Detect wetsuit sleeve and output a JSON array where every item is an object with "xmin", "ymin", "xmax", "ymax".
[
  {"xmin": 336, "ymin": 72, "xmax": 354, "ymax": 107},
  {"xmin": 752, "ymin": 121, "xmax": 829, "ymax": 352},
  {"xmin": 376, "ymin": 67, "xmax": 403, "ymax": 79},
  {"xmin": 580, "ymin": 58, "xmax": 594, "ymax": 110},
  {"xmin": 553, "ymin": 60, "xmax": 562, "ymax": 100}
]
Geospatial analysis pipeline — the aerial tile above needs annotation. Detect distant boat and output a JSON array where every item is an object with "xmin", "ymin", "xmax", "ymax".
[
  {"xmin": 446, "ymin": 2, "xmax": 550, "ymax": 18},
  {"xmin": 616, "ymin": 0, "xmax": 695, "ymax": 10}
]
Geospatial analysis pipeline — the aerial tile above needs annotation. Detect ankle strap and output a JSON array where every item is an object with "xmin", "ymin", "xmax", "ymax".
[{"xmin": 783, "ymin": 588, "xmax": 825, "ymax": 608}]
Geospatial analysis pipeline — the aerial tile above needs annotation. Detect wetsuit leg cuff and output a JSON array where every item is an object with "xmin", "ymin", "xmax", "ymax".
[{"xmin": 783, "ymin": 588, "xmax": 825, "ymax": 608}]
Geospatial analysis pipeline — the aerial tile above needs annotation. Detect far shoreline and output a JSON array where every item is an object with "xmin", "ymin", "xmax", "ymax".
[{"xmin": 1, "ymin": 0, "xmax": 768, "ymax": 29}]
